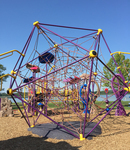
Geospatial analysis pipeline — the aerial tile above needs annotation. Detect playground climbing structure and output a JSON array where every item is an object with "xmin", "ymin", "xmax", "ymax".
[{"xmin": 1, "ymin": 21, "xmax": 130, "ymax": 140}]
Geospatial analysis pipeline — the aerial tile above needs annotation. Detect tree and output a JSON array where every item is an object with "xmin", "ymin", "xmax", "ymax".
[
  {"xmin": 0, "ymin": 64, "xmax": 8, "ymax": 91},
  {"xmin": 102, "ymin": 53, "xmax": 130, "ymax": 89}
]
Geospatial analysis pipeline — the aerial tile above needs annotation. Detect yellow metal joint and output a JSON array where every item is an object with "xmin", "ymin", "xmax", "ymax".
[
  {"xmin": 89, "ymin": 50, "xmax": 97, "ymax": 58},
  {"xmin": 93, "ymin": 72, "xmax": 97, "ymax": 76},
  {"xmin": 97, "ymin": 29, "xmax": 103, "ymax": 35},
  {"xmin": 54, "ymin": 44, "xmax": 58, "ymax": 49},
  {"xmin": 30, "ymin": 125, "xmax": 35, "ymax": 128},
  {"xmin": 33, "ymin": 21, "xmax": 40, "ymax": 29},
  {"xmin": 11, "ymin": 70, "xmax": 16, "ymax": 75},
  {"xmin": 117, "ymin": 66, "xmax": 121, "ymax": 69},
  {"xmin": 7, "ymin": 88, "xmax": 13, "ymax": 95},
  {"xmin": 124, "ymin": 87, "xmax": 130, "ymax": 92},
  {"xmin": 80, "ymin": 134, "xmax": 85, "ymax": 141}
]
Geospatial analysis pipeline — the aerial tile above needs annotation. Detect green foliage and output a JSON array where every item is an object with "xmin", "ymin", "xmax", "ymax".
[
  {"xmin": 0, "ymin": 64, "xmax": 8, "ymax": 91},
  {"xmin": 103, "ymin": 53, "xmax": 130, "ymax": 89}
]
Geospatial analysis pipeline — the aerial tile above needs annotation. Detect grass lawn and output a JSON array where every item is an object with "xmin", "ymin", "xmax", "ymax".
[
  {"xmin": 11, "ymin": 100, "xmax": 130, "ymax": 110},
  {"xmin": 95, "ymin": 100, "xmax": 130, "ymax": 110},
  {"xmin": 11, "ymin": 102, "xmax": 23, "ymax": 110}
]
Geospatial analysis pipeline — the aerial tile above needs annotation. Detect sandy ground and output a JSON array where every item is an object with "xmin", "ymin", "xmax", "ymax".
[{"xmin": 0, "ymin": 110, "xmax": 130, "ymax": 150}]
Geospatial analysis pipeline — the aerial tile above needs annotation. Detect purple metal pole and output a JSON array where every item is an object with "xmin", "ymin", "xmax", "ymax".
[
  {"xmin": 14, "ymin": 80, "xmax": 31, "ymax": 125},
  {"xmin": 77, "ymin": 83, "xmax": 80, "ymax": 112},
  {"xmin": 28, "ymin": 85, "xmax": 31, "ymax": 113},
  {"xmin": 39, "ymin": 24, "xmax": 90, "ymax": 52},
  {"xmin": 13, "ymin": 26, "xmax": 35, "ymax": 71},
  {"xmin": 111, "ymin": 74, "xmax": 127, "ymax": 116},
  {"xmin": 101, "ymin": 34, "xmax": 125, "ymax": 80},
  {"xmin": 12, "ymin": 55, "xmax": 90, "ymax": 92},
  {"xmin": 10, "ymin": 78, "xmax": 12, "ymax": 89},
  {"xmin": 13, "ymin": 94, "xmax": 80, "ymax": 139},
  {"xmin": 15, "ymin": 31, "xmax": 97, "ymax": 72},
  {"xmin": 82, "ymin": 58, "xmax": 94, "ymax": 137},
  {"xmin": 97, "ymin": 57, "xmax": 128, "ymax": 88},
  {"xmin": 85, "ymin": 100, "xmax": 119, "ymax": 138},
  {"xmin": 90, "ymin": 92, "xmax": 127, "ymax": 123},
  {"xmin": 58, "ymin": 31, "xmax": 97, "ymax": 48},
  {"xmin": 33, "ymin": 87, "xmax": 84, "ymax": 125},
  {"xmin": 115, "ymin": 101, "xmax": 126, "ymax": 116},
  {"xmin": 33, "ymin": 94, "xmax": 52, "ymax": 125},
  {"xmin": 39, "ymin": 23, "xmax": 98, "ymax": 31},
  {"xmin": 90, "ymin": 99, "xmax": 118, "ymax": 122},
  {"xmin": 111, "ymin": 74, "xmax": 125, "ymax": 97},
  {"xmin": 53, "ymin": 91, "xmax": 84, "ymax": 120},
  {"xmin": 58, "ymin": 47, "xmax": 90, "ymax": 70},
  {"xmin": 11, "ymin": 95, "xmax": 30, "ymax": 127},
  {"xmin": 33, "ymin": 72, "xmax": 36, "ymax": 117},
  {"xmin": 45, "ymin": 62, "xmax": 48, "ymax": 115},
  {"xmin": 82, "ymin": 32, "xmax": 100, "ymax": 137},
  {"xmin": 10, "ymin": 27, "xmax": 35, "ymax": 89}
]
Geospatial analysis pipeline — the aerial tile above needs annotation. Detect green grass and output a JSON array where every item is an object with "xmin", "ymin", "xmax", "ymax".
[
  {"xmin": 11, "ymin": 103, "xmax": 23, "ymax": 110},
  {"xmin": 95, "ymin": 100, "xmax": 130, "ymax": 110},
  {"xmin": 11, "ymin": 101, "xmax": 130, "ymax": 110}
]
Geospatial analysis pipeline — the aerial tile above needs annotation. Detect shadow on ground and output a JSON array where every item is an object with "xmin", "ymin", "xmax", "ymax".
[{"xmin": 0, "ymin": 135, "xmax": 80, "ymax": 150}]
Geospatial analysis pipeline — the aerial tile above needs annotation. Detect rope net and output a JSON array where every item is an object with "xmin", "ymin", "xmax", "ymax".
[{"xmin": 7, "ymin": 23, "xmax": 130, "ymax": 139}]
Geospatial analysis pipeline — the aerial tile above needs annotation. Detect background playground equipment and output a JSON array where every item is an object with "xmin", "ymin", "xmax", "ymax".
[
  {"xmin": 105, "ymin": 88, "xmax": 110, "ymax": 112},
  {"xmin": 0, "ymin": 49, "xmax": 25, "ymax": 60},
  {"xmin": 0, "ymin": 49, "xmax": 25, "ymax": 91},
  {"xmin": 0, "ymin": 97, "xmax": 14, "ymax": 117},
  {"xmin": 2, "ymin": 21, "xmax": 130, "ymax": 140}
]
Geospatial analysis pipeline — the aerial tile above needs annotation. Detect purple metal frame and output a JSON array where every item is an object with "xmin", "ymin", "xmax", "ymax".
[
  {"xmin": 12, "ymin": 93, "xmax": 80, "ymax": 139},
  {"xmin": 12, "ymin": 55, "xmax": 90, "ymax": 92},
  {"xmin": 8, "ymin": 23, "xmax": 128, "ymax": 139},
  {"xmin": 10, "ymin": 26, "xmax": 35, "ymax": 89}
]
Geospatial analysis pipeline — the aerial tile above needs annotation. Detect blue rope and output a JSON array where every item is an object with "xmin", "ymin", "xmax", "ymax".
[{"xmin": 80, "ymin": 84, "xmax": 91, "ymax": 114}]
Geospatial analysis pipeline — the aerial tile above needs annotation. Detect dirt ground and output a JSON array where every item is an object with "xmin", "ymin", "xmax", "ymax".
[{"xmin": 0, "ymin": 110, "xmax": 130, "ymax": 150}]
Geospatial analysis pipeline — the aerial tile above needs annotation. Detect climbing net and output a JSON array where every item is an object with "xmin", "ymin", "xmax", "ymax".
[{"xmin": 5, "ymin": 22, "xmax": 130, "ymax": 140}]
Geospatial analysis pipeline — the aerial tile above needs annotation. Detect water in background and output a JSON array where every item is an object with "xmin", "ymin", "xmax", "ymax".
[
  {"xmin": 97, "ymin": 94, "xmax": 130, "ymax": 102},
  {"xmin": 6, "ymin": 94, "xmax": 130, "ymax": 103}
]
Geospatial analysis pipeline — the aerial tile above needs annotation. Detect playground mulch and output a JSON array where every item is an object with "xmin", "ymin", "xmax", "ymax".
[{"xmin": 0, "ymin": 110, "xmax": 130, "ymax": 150}]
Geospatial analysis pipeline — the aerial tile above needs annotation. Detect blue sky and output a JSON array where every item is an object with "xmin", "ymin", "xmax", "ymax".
[{"xmin": 0, "ymin": 0, "xmax": 130, "ymax": 92}]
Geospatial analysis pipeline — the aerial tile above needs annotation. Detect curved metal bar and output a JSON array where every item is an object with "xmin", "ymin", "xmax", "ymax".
[
  {"xmin": 0, "ymin": 49, "xmax": 25, "ymax": 60},
  {"xmin": 111, "ymin": 51, "xmax": 130, "ymax": 55},
  {"xmin": 0, "ymin": 74, "xmax": 16, "ymax": 91}
]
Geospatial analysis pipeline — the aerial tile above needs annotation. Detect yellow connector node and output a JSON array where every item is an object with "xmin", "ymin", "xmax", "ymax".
[
  {"xmin": 30, "ymin": 125, "xmax": 35, "ymax": 128},
  {"xmin": 89, "ymin": 50, "xmax": 97, "ymax": 58},
  {"xmin": 117, "ymin": 66, "xmax": 121, "ymax": 69},
  {"xmin": 80, "ymin": 134, "xmax": 85, "ymax": 141},
  {"xmin": 124, "ymin": 87, "xmax": 130, "ymax": 92},
  {"xmin": 93, "ymin": 72, "xmax": 97, "ymax": 76},
  {"xmin": 11, "ymin": 70, "xmax": 16, "ymax": 75},
  {"xmin": 7, "ymin": 88, "xmax": 13, "ymax": 95},
  {"xmin": 54, "ymin": 44, "xmax": 58, "ymax": 49},
  {"xmin": 97, "ymin": 29, "xmax": 103, "ymax": 35},
  {"xmin": 33, "ymin": 21, "xmax": 40, "ymax": 29}
]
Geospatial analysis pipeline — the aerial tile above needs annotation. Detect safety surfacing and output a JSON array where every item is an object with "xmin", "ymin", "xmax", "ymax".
[{"xmin": 28, "ymin": 121, "xmax": 102, "ymax": 140}]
